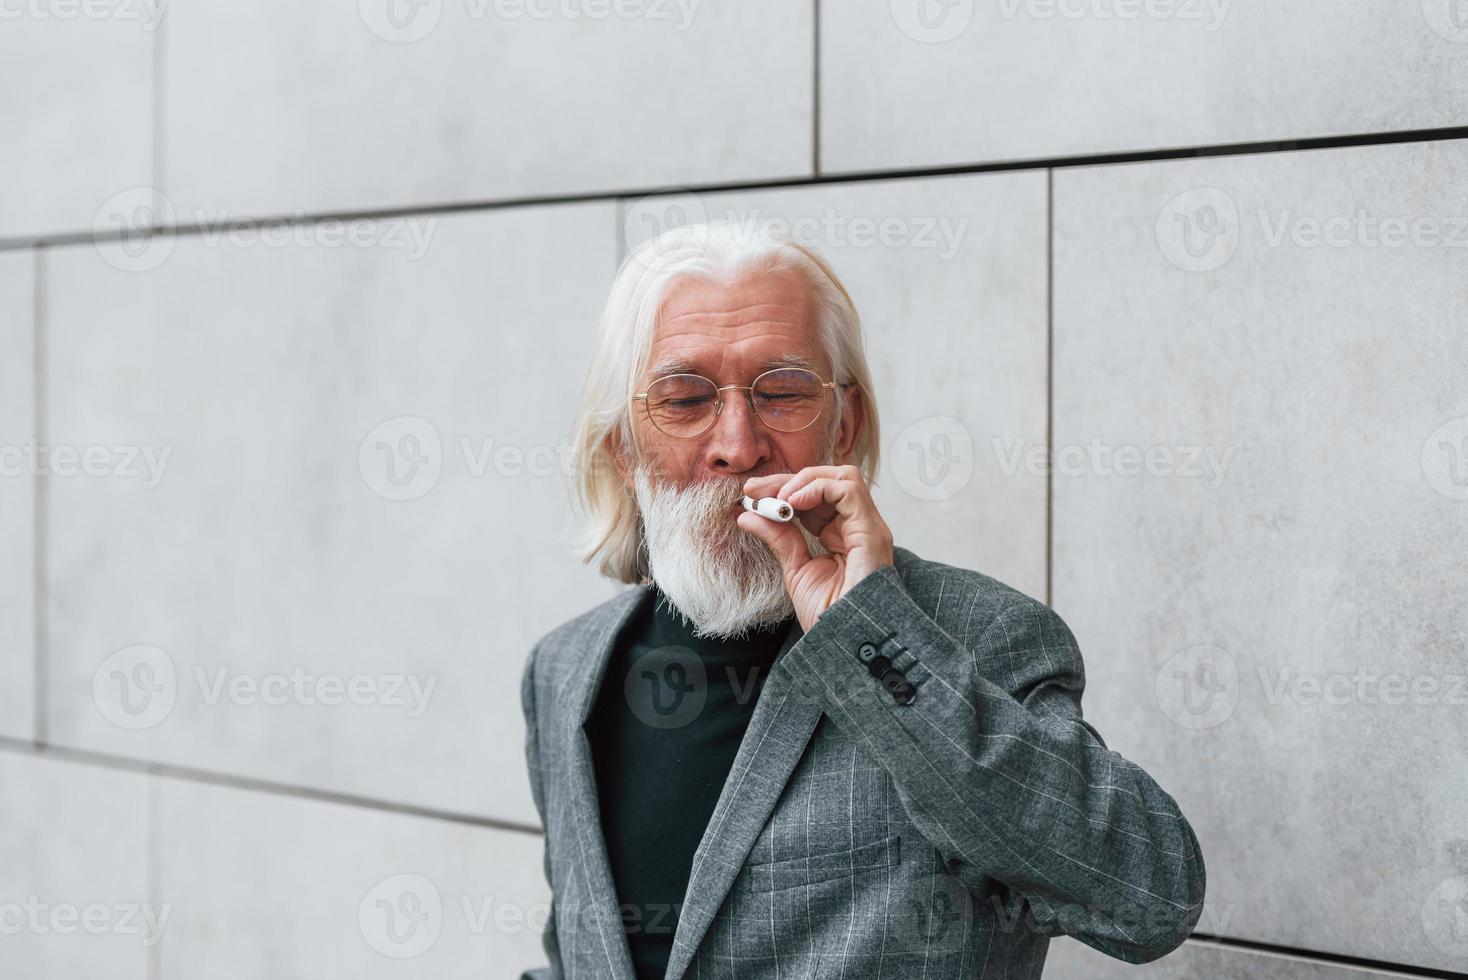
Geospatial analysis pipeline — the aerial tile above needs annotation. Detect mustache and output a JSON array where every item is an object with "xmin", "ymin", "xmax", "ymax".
[{"xmin": 642, "ymin": 471, "xmax": 784, "ymax": 509}]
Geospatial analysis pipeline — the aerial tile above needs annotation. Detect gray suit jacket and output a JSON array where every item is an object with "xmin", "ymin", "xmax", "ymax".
[{"xmin": 519, "ymin": 545, "xmax": 1205, "ymax": 979}]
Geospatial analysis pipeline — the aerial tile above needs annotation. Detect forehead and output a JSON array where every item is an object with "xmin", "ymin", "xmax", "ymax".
[{"xmin": 647, "ymin": 268, "xmax": 826, "ymax": 378}]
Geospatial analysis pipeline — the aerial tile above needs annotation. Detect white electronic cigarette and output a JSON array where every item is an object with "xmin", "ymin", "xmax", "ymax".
[{"xmin": 741, "ymin": 496, "xmax": 794, "ymax": 523}]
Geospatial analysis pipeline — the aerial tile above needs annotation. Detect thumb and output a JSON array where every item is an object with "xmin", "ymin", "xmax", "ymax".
[{"xmin": 736, "ymin": 509, "xmax": 811, "ymax": 579}]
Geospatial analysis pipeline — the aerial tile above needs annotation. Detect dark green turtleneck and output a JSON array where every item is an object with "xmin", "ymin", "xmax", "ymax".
[{"xmin": 584, "ymin": 585, "xmax": 796, "ymax": 980}]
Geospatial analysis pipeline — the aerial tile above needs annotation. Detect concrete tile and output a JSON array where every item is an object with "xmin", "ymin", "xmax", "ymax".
[
  {"xmin": 43, "ymin": 203, "xmax": 619, "ymax": 825},
  {"xmin": 0, "ymin": 250, "xmax": 35, "ymax": 740},
  {"xmin": 1045, "ymin": 936, "xmax": 1426, "ymax": 979},
  {"xmin": 0, "ymin": 751, "xmax": 153, "ymax": 978},
  {"xmin": 1052, "ymin": 139, "xmax": 1468, "ymax": 971},
  {"xmin": 164, "ymin": 0, "xmax": 813, "ymax": 219},
  {"xmin": 158, "ymin": 776, "xmax": 551, "ymax": 979},
  {"xmin": 0, "ymin": 13, "xmax": 154, "ymax": 238},
  {"xmin": 824, "ymin": 2, "xmax": 1468, "ymax": 173}
]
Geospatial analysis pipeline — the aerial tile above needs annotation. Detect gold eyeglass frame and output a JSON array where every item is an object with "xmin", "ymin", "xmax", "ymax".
[{"xmin": 631, "ymin": 367, "xmax": 850, "ymax": 439}]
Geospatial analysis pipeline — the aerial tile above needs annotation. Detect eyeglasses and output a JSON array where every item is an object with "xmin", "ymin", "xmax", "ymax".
[{"xmin": 631, "ymin": 367, "xmax": 845, "ymax": 439}]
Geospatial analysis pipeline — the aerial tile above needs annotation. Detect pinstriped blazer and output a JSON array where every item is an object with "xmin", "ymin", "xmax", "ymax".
[{"xmin": 519, "ymin": 545, "xmax": 1206, "ymax": 980}]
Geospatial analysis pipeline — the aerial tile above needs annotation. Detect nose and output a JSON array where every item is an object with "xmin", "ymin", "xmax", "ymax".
[{"xmin": 702, "ymin": 386, "xmax": 771, "ymax": 474}]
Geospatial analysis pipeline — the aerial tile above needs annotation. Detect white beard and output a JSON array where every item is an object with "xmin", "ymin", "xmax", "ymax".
[{"xmin": 633, "ymin": 463, "xmax": 829, "ymax": 640}]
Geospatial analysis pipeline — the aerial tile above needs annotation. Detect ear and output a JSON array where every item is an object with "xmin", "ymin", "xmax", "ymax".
[
  {"xmin": 833, "ymin": 385, "xmax": 866, "ymax": 465},
  {"xmin": 603, "ymin": 428, "xmax": 633, "ymax": 492}
]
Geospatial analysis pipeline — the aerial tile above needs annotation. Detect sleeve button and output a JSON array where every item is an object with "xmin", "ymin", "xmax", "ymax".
[{"xmin": 857, "ymin": 642, "xmax": 879, "ymax": 662}]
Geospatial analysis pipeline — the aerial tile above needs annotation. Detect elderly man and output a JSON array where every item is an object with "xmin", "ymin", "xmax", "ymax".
[{"xmin": 519, "ymin": 221, "xmax": 1205, "ymax": 980}]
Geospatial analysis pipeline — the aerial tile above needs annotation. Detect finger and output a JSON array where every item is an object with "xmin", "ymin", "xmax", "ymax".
[
  {"xmin": 776, "ymin": 464, "xmax": 864, "ymax": 502},
  {"xmin": 784, "ymin": 476, "xmax": 864, "ymax": 519},
  {"xmin": 736, "ymin": 509, "xmax": 812, "ymax": 577},
  {"xmin": 768, "ymin": 466, "xmax": 861, "ymax": 536}
]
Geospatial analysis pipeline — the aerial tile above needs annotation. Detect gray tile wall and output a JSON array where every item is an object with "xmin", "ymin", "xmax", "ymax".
[
  {"xmin": 43, "ymin": 204, "xmax": 617, "ymax": 825},
  {"xmin": 3, "ymin": 2, "xmax": 1464, "ymax": 977},
  {"xmin": 0, "ymin": 251, "xmax": 35, "ymax": 740},
  {"xmin": 823, "ymin": 1, "xmax": 1468, "ymax": 173},
  {"xmin": 0, "ymin": 16, "xmax": 153, "ymax": 239},
  {"xmin": 0, "ymin": 753, "xmax": 152, "ymax": 978},
  {"xmin": 158, "ymin": 775, "xmax": 549, "ymax": 978},
  {"xmin": 163, "ymin": 0, "xmax": 814, "ymax": 218},
  {"xmin": 1052, "ymin": 140, "xmax": 1468, "ymax": 973},
  {"xmin": 1045, "ymin": 935, "xmax": 1428, "ymax": 979}
]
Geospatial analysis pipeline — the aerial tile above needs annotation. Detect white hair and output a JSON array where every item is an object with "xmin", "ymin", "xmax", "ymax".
[{"xmin": 568, "ymin": 220, "xmax": 882, "ymax": 585}]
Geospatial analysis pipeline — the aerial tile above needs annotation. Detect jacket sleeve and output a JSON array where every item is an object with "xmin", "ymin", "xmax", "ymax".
[
  {"xmin": 518, "ymin": 643, "xmax": 565, "ymax": 980},
  {"xmin": 783, "ymin": 563, "xmax": 1206, "ymax": 964}
]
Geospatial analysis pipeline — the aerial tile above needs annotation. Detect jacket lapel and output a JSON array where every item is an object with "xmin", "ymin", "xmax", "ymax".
[
  {"xmin": 558, "ymin": 582, "xmax": 650, "ymax": 980},
  {"xmin": 557, "ymin": 587, "xmax": 827, "ymax": 980},
  {"xmin": 662, "ymin": 620, "xmax": 824, "ymax": 980}
]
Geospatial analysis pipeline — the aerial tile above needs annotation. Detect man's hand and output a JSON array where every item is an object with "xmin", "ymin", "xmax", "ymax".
[{"xmin": 737, "ymin": 465, "xmax": 895, "ymax": 632}]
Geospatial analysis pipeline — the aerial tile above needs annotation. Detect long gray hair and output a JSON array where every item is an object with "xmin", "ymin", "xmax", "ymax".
[{"xmin": 568, "ymin": 221, "xmax": 881, "ymax": 584}]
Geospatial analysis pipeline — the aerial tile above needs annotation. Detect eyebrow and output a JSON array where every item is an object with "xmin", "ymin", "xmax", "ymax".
[{"xmin": 647, "ymin": 352, "xmax": 819, "ymax": 379}]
